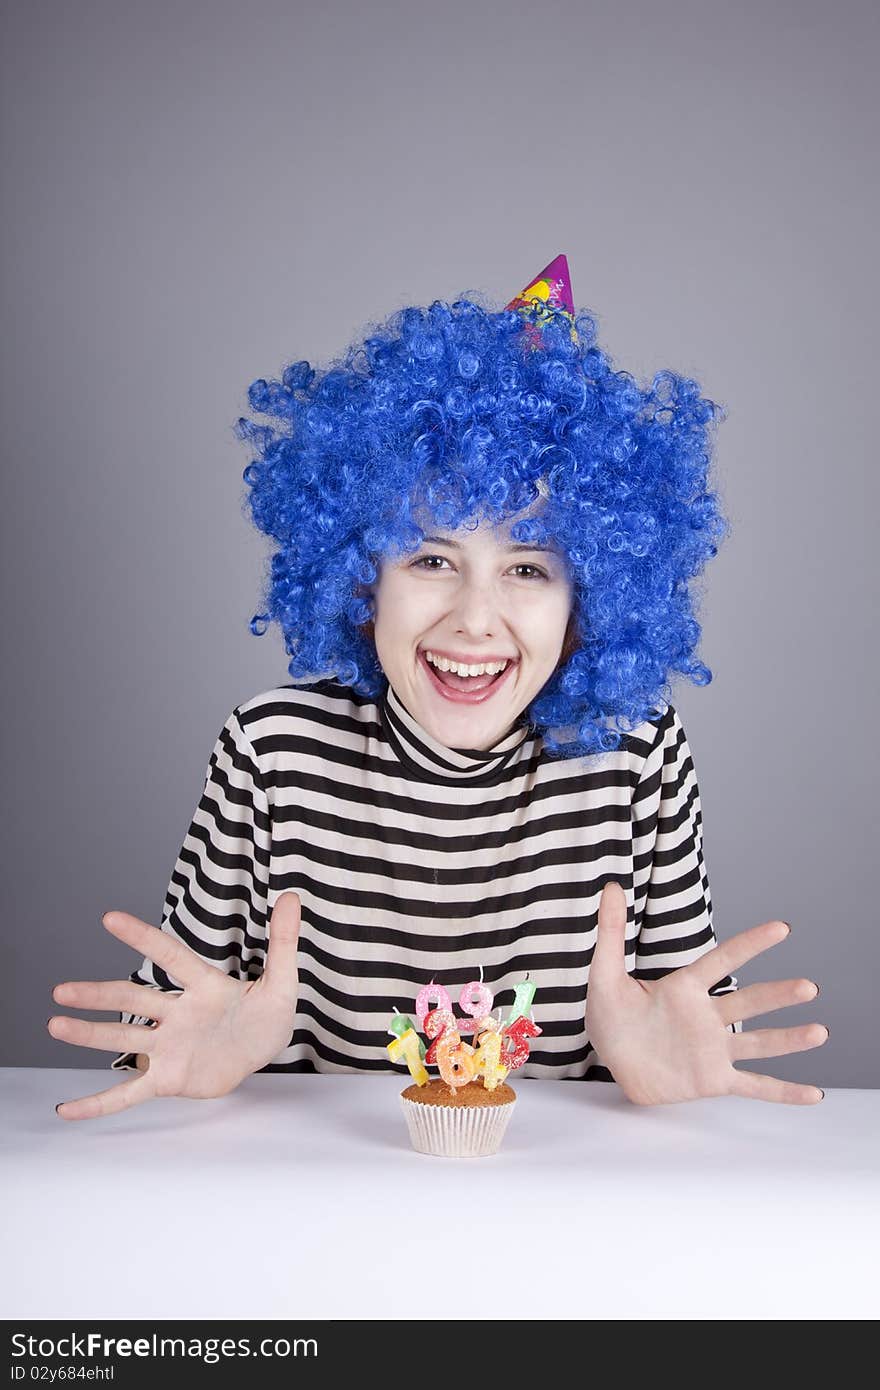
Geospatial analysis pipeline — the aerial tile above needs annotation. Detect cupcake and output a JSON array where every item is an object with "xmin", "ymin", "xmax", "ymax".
[
  {"xmin": 386, "ymin": 974, "xmax": 541, "ymax": 1159},
  {"xmin": 399, "ymin": 1076, "xmax": 518, "ymax": 1158}
]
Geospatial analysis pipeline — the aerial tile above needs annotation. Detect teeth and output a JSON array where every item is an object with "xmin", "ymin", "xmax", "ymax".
[{"xmin": 424, "ymin": 651, "xmax": 510, "ymax": 677}]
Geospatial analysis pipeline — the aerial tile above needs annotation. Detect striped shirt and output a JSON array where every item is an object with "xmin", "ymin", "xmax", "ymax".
[{"xmin": 111, "ymin": 678, "xmax": 740, "ymax": 1081}]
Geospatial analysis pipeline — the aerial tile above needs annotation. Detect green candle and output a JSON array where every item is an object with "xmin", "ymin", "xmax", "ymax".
[
  {"xmin": 389, "ymin": 1011, "xmax": 426, "ymax": 1059},
  {"xmin": 505, "ymin": 977, "xmax": 536, "ymax": 1027}
]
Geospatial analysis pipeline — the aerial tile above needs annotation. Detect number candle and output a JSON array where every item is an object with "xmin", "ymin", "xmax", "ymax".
[
  {"xmin": 436, "ymin": 1032, "xmax": 475, "ymax": 1090},
  {"xmin": 471, "ymin": 1020, "xmax": 509, "ymax": 1090},
  {"xmin": 389, "ymin": 1009, "xmax": 426, "ymax": 1059},
  {"xmin": 423, "ymin": 1006, "xmax": 457, "ymax": 1066},
  {"xmin": 415, "ymin": 980, "xmax": 453, "ymax": 1026},
  {"xmin": 386, "ymin": 1027, "xmax": 429, "ymax": 1086},
  {"xmin": 500, "ymin": 1015, "xmax": 542, "ymax": 1070},
  {"xmin": 505, "ymin": 976, "xmax": 537, "ymax": 1027},
  {"xmin": 457, "ymin": 967, "xmax": 494, "ymax": 1035}
]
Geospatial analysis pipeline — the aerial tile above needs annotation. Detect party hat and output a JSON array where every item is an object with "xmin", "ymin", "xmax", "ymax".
[{"xmin": 504, "ymin": 253, "xmax": 579, "ymax": 351}]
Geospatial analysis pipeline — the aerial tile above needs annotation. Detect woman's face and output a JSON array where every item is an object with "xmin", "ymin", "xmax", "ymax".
[{"xmin": 371, "ymin": 511, "xmax": 575, "ymax": 750}]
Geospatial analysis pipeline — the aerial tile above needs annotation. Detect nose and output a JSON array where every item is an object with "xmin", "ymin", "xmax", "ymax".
[{"xmin": 447, "ymin": 574, "xmax": 507, "ymax": 639}]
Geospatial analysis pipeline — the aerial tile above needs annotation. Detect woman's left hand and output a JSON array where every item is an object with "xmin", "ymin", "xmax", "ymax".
[{"xmin": 585, "ymin": 882, "xmax": 828, "ymax": 1105}]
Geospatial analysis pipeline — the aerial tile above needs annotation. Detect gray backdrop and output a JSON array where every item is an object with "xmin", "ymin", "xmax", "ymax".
[{"xmin": 3, "ymin": 0, "xmax": 877, "ymax": 1085}]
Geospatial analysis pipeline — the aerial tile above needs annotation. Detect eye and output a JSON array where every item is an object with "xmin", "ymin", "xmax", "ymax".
[
  {"xmin": 411, "ymin": 554, "xmax": 450, "ymax": 571},
  {"xmin": 512, "ymin": 563, "xmax": 550, "ymax": 581}
]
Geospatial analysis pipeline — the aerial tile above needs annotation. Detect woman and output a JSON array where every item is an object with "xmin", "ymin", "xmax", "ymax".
[{"xmin": 49, "ymin": 256, "xmax": 827, "ymax": 1119}]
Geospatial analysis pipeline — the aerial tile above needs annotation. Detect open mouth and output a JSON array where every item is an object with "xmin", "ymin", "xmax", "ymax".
[{"xmin": 417, "ymin": 648, "xmax": 517, "ymax": 704}]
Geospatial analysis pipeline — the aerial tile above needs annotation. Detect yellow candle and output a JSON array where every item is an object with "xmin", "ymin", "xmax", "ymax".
[
  {"xmin": 387, "ymin": 1027, "xmax": 429, "ymax": 1086},
  {"xmin": 471, "ymin": 1026, "xmax": 509, "ymax": 1090}
]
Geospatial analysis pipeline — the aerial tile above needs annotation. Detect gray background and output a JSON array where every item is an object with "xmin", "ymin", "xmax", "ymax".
[{"xmin": 3, "ymin": 0, "xmax": 876, "ymax": 1085}]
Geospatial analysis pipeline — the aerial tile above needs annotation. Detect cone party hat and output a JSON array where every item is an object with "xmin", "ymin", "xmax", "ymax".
[{"xmin": 504, "ymin": 253, "xmax": 579, "ymax": 351}]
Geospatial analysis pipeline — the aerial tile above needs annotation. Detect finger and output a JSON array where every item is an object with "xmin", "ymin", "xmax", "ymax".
[
  {"xmin": 689, "ymin": 919, "xmax": 791, "ymax": 990},
  {"xmin": 728, "ymin": 1069, "xmax": 825, "ymax": 1105},
  {"xmin": 55, "ymin": 1071, "xmax": 157, "ymax": 1122},
  {"xmin": 588, "ymin": 882, "xmax": 629, "ymax": 988},
  {"xmin": 51, "ymin": 979, "xmax": 177, "ymax": 1021},
  {"xmin": 261, "ymin": 892, "xmax": 302, "ymax": 1006},
  {"xmin": 101, "ymin": 912, "xmax": 213, "ymax": 990},
  {"xmin": 714, "ymin": 977, "xmax": 819, "ymax": 1028},
  {"xmin": 47, "ymin": 1015, "xmax": 159, "ymax": 1054},
  {"xmin": 730, "ymin": 1023, "xmax": 829, "ymax": 1061}
]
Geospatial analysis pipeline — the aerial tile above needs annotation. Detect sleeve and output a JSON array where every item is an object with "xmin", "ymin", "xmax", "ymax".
[
  {"xmin": 110, "ymin": 705, "xmax": 273, "ymax": 1069},
  {"xmin": 630, "ymin": 705, "xmax": 742, "ymax": 1032}
]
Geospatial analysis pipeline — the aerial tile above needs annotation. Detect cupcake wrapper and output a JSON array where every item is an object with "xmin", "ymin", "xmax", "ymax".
[{"xmin": 400, "ymin": 1093, "xmax": 517, "ymax": 1158}]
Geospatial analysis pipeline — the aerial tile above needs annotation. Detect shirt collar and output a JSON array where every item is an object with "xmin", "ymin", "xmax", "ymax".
[{"xmin": 379, "ymin": 681, "xmax": 535, "ymax": 786}]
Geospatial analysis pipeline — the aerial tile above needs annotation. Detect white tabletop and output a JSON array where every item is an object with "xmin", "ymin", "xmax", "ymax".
[{"xmin": 4, "ymin": 1068, "xmax": 878, "ymax": 1321}]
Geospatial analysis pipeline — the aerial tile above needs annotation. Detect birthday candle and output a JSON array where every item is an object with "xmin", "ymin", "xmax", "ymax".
[
  {"xmin": 500, "ymin": 1015, "xmax": 542, "ymax": 1071},
  {"xmin": 471, "ymin": 1024, "xmax": 509, "ymax": 1090},
  {"xmin": 423, "ymin": 1006, "xmax": 457, "ymax": 1066},
  {"xmin": 415, "ymin": 980, "xmax": 453, "ymax": 1026},
  {"xmin": 387, "ymin": 1027, "xmax": 429, "ymax": 1086},
  {"xmin": 457, "ymin": 973, "xmax": 494, "ymax": 1034},
  {"xmin": 436, "ymin": 1032, "xmax": 475, "ymax": 1090},
  {"xmin": 389, "ymin": 1010, "xmax": 426, "ymax": 1060},
  {"xmin": 505, "ymin": 976, "xmax": 537, "ymax": 1027}
]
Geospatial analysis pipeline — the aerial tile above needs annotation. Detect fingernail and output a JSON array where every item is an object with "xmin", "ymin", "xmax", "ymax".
[
  {"xmin": 819, "ymin": 1089, "xmax": 826, "ymax": 1100},
  {"xmin": 782, "ymin": 921, "xmax": 792, "ymax": 935},
  {"xmin": 55, "ymin": 1103, "xmax": 63, "ymax": 1114}
]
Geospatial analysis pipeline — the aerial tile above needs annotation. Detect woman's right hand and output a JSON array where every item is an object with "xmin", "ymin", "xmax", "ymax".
[{"xmin": 49, "ymin": 891, "xmax": 302, "ymax": 1121}]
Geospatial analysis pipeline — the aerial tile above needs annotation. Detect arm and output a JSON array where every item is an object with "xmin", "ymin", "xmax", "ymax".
[
  {"xmin": 631, "ymin": 704, "xmax": 741, "ymax": 1030},
  {"xmin": 110, "ymin": 706, "xmax": 273, "ymax": 1069}
]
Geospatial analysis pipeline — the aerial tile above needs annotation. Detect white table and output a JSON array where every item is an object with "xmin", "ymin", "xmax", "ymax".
[{"xmin": 4, "ymin": 1068, "xmax": 878, "ymax": 1320}]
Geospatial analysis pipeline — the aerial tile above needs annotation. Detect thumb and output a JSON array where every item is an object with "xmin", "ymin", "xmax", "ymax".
[
  {"xmin": 261, "ymin": 891, "xmax": 302, "ymax": 1005},
  {"xmin": 589, "ymin": 881, "xmax": 630, "ymax": 990}
]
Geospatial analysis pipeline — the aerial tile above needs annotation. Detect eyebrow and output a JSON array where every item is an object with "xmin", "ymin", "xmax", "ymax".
[{"xmin": 418, "ymin": 534, "xmax": 556, "ymax": 554}]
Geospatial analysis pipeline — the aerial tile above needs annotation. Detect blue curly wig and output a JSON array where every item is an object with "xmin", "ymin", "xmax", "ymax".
[{"xmin": 233, "ymin": 292, "xmax": 730, "ymax": 760}]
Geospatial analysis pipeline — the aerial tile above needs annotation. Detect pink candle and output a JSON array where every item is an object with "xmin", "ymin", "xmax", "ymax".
[
  {"xmin": 457, "ymin": 975, "xmax": 494, "ymax": 1034},
  {"xmin": 415, "ymin": 980, "xmax": 452, "ymax": 1027}
]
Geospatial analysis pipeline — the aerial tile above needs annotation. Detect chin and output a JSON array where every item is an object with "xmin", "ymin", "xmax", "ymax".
[{"xmin": 428, "ymin": 694, "xmax": 526, "ymax": 747}]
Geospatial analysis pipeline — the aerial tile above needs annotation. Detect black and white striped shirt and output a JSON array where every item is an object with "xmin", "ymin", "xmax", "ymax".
[{"xmin": 111, "ymin": 678, "xmax": 740, "ymax": 1081}]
